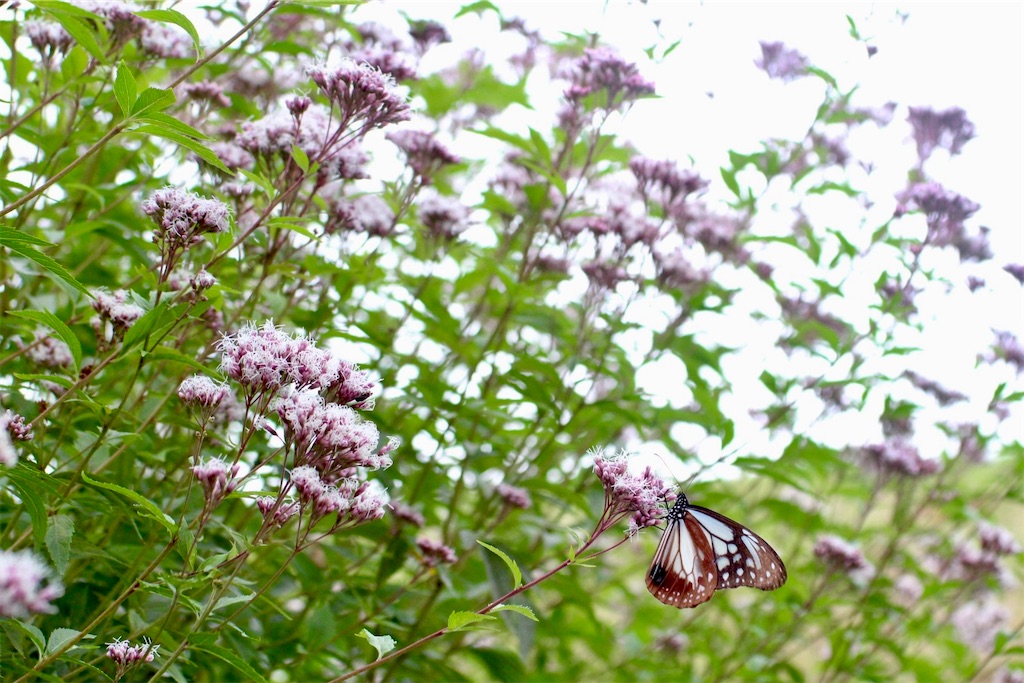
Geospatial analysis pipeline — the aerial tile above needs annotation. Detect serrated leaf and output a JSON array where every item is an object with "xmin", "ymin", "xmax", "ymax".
[
  {"xmin": 490, "ymin": 604, "xmax": 538, "ymax": 622},
  {"xmin": 114, "ymin": 61, "xmax": 136, "ymax": 118},
  {"xmin": 45, "ymin": 628, "xmax": 86, "ymax": 656},
  {"xmin": 0, "ymin": 227, "xmax": 92, "ymax": 297},
  {"xmin": 355, "ymin": 629, "xmax": 397, "ymax": 660},
  {"xmin": 45, "ymin": 515, "xmax": 74, "ymax": 575},
  {"xmin": 447, "ymin": 611, "xmax": 497, "ymax": 632},
  {"xmin": 4, "ymin": 463, "xmax": 55, "ymax": 549},
  {"xmin": 477, "ymin": 540, "xmax": 523, "ymax": 589},
  {"xmin": 81, "ymin": 473, "xmax": 177, "ymax": 535},
  {"xmin": 134, "ymin": 8, "xmax": 201, "ymax": 56},
  {"xmin": 132, "ymin": 88, "xmax": 176, "ymax": 117},
  {"xmin": 9, "ymin": 310, "xmax": 82, "ymax": 372}
]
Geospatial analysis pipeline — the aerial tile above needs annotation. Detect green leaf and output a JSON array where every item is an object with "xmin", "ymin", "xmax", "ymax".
[
  {"xmin": 130, "ymin": 126, "xmax": 230, "ymax": 174},
  {"xmin": 134, "ymin": 8, "xmax": 201, "ymax": 56},
  {"xmin": 148, "ymin": 348, "xmax": 221, "ymax": 377},
  {"xmin": 191, "ymin": 643, "xmax": 268, "ymax": 683},
  {"xmin": 447, "ymin": 611, "xmax": 497, "ymax": 632},
  {"xmin": 114, "ymin": 60, "xmax": 137, "ymax": 118},
  {"xmin": 121, "ymin": 300, "xmax": 167, "ymax": 352},
  {"xmin": 45, "ymin": 628, "xmax": 87, "ymax": 657},
  {"xmin": 135, "ymin": 112, "xmax": 208, "ymax": 140},
  {"xmin": 81, "ymin": 472, "xmax": 177, "ymax": 535},
  {"xmin": 355, "ymin": 629, "xmax": 397, "ymax": 660},
  {"xmin": 8, "ymin": 310, "xmax": 82, "ymax": 372},
  {"xmin": 0, "ymin": 226, "xmax": 92, "ymax": 297},
  {"xmin": 4, "ymin": 463, "xmax": 57, "ymax": 549},
  {"xmin": 477, "ymin": 540, "xmax": 523, "ymax": 589},
  {"xmin": 45, "ymin": 514, "xmax": 75, "ymax": 575},
  {"xmin": 489, "ymin": 604, "xmax": 538, "ymax": 622},
  {"xmin": 132, "ymin": 88, "xmax": 177, "ymax": 117},
  {"xmin": 291, "ymin": 145, "xmax": 310, "ymax": 172},
  {"xmin": 35, "ymin": 1, "xmax": 108, "ymax": 64}
]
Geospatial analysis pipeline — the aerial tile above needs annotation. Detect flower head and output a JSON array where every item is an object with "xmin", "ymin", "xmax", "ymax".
[
  {"xmin": 907, "ymin": 106, "xmax": 975, "ymax": 162},
  {"xmin": 417, "ymin": 538, "xmax": 458, "ymax": 566},
  {"xmin": 862, "ymin": 440, "xmax": 939, "ymax": 477},
  {"xmin": 564, "ymin": 47, "xmax": 655, "ymax": 111},
  {"xmin": 305, "ymin": 59, "xmax": 411, "ymax": 130},
  {"xmin": 386, "ymin": 129, "xmax": 460, "ymax": 183},
  {"xmin": 593, "ymin": 450, "xmax": 674, "ymax": 531},
  {"xmin": 497, "ymin": 483, "xmax": 532, "ymax": 510},
  {"xmin": 755, "ymin": 41, "xmax": 809, "ymax": 82},
  {"xmin": 814, "ymin": 535, "xmax": 873, "ymax": 582},
  {"xmin": 0, "ymin": 549, "xmax": 64, "ymax": 618},
  {"xmin": 106, "ymin": 637, "xmax": 159, "ymax": 678}
]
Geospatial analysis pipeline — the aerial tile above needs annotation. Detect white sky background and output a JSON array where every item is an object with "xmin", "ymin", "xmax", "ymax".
[{"xmin": 368, "ymin": 1, "xmax": 1024, "ymax": 476}]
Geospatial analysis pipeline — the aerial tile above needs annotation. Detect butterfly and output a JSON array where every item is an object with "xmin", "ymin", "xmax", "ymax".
[{"xmin": 646, "ymin": 492, "xmax": 787, "ymax": 608}]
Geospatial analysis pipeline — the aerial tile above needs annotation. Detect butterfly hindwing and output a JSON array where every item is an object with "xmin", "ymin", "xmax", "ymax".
[{"xmin": 646, "ymin": 494, "xmax": 787, "ymax": 608}]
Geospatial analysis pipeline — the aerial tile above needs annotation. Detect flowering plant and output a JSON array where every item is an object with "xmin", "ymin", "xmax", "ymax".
[{"xmin": 1, "ymin": 3, "xmax": 1021, "ymax": 682}]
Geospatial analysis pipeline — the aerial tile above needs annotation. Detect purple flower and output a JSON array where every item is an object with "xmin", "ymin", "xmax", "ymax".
[
  {"xmin": 564, "ymin": 47, "xmax": 655, "ymax": 111},
  {"xmin": 106, "ymin": 637, "xmax": 159, "ymax": 677},
  {"xmin": 862, "ymin": 440, "xmax": 939, "ymax": 477},
  {"xmin": 0, "ymin": 549, "xmax": 64, "ymax": 618},
  {"xmin": 326, "ymin": 194, "xmax": 396, "ymax": 237},
  {"xmin": 755, "ymin": 41, "xmax": 809, "ymax": 82},
  {"xmin": 24, "ymin": 334, "xmax": 73, "ymax": 368},
  {"xmin": 593, "ymin": 451, "xmax": 674, "ymax": 531},
  {"xmin": 813, "ymin": 535, "xmax": 873, "ymax": 581},
  {"xmin": 139, "ymin": 21, "xmax": 192, "ymax": 59},
  {"xmin": 631, "ymin": 157, "xmax": 708, "ymax": 209},
  {"xmin": 142, "ymin": 187, "xmax": 230, "ymax": 274},
  {"xmin": 497, "ymin": 483, "xmax": 532, "ymax": 510},
  {"xmin": 256, "ymin": 496, "xmax": 299, "ymax": 528},
  {"xmin": 896, "ymin": 182, "xmax": 982, "ymax": 257},
  {"xmin": 1004, "ymin": 264, "xmax": 1024, "ymax": 284},
  {"xmin": 91, "ymin": 290, "xmax": 144, "ymax": 347},
  {"xmin": 907, "ymin": 106, "xmax": 976, "ymax": 161},
  {"xmin": 582, "ymin": 260, "xmax": 633, "ymax": 290},
  {"xmin": 182, "ymin": 81, "xmax": 230, "ymax": 108},
  {"xmin": 391, "ymin": 502, "xmax": 425, "ymax": 527},
  {"xmin": 408, "ymin": 19, "xmax": 451, "ymax": 54},
  {"xmin": 653, "ymin": 248, "xmax": 709, "ymax": 293},
  {"xmin": 192, "ymin": 457, "xmax": 241, "ymax": 507},
  {"xmin": 178, "ymin": 375, "xmax": 230, "ymax": 410},
  {"xmin": 902, "ymin": 370, "xmax": 968, "ymax": 406},
  {"xmin": 25, "ymin": 21, "xmax": 73, "ymax": 65},
  {"xmin": 416, "ymin": 538, "xmax": 458, "ymax": 566},
  {"xmin": 984, "ymin": 331, "xmax": 1024, "ymax": 373},
  {"xmin": 417, "ymin": 193, "xmax": 468, "ymax": 241},
  {"xmin": 386, "ymin": 129, "xmax": 460, "ymax": 183},
  {"xmin": 952, "ymin": 600, "xmax": 1008, "ymax": 651},
  {"xmin": 305, "ymin": 59, "xmax": 411, "ymax": 130}
]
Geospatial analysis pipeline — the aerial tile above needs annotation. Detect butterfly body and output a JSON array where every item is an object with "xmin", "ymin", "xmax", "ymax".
[{"xmin": 646, "ymin": 493, "xmax": 786, "ymax": 608}]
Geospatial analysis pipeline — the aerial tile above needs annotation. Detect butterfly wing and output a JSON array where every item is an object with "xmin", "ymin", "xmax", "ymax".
[
  {"xmin": 645, "ymin": 514, "xmax": 719, "ymax": 608},
  {"xmin": 686, "ymin": 505, "xmax": 787, "ymax": 591}
]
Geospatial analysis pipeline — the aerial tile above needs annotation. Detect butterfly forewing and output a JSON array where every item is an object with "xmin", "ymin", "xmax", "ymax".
[{"xmin": 646, "ymin": 494, "xmax": 786, "ymax": 608}]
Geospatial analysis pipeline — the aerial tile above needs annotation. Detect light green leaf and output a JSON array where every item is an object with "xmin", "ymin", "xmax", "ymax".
[
  {"xmin": 490, "ymin": 604, "xmax": 538, "ymax": 622},
  {"xmin": 132, "ymin": 88, "xmax": 176, "ymax": 117},
  {"xmin": 114, "ymin": 60, "xmax": 137, "ymax": 118},
  {"xmin": 447, "ymin": 611, "xmax": 497, "ymax": 632},
  {"xmin": 45, "ymin": 628, "xmax": 88, "ymax": 656},
  {"xmin": 355, "ymin": 629, "xmax": 397, "ymax": 660},
  {"xmin": 130, "ymin": 125, "xmax": 230, "ymax": 174},
  {"xmin": 81, "ymin": 473, "xmax": 177, "ymax": 535},
  {"xmin": 45, "ymin": 515, "xmax": 74, "ymax": 575},
  {"xmin": 134, "ymin": 8, "xmax": 201, "ymax": 56},
  {"xmin": 8, "ymin": 310, "xmax": 82, "ymax": 372},
  {"xmin": 0, "ymin": 226, "xmax": 92, "ymax": 297},
  {"xmin": 477, "ymin": 540, "xmax": 522, "ymax": 589}
]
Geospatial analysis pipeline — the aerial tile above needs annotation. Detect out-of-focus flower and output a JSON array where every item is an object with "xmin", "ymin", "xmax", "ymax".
[
  {"xmin": 91, "ymin": 290, "xmax": 144, "ymax": 347},
  {"xmin": 983, "ymin": 331, "xmax": 1024, "ymax": 374},
  {"xmin": 306, "ymin": 59, "xmax": 411, "ymax": 130},
  {"xmin": 862, "ymin": 440, "xmax": 939, "ymax": 477},
  {"xmin": 391, "ymin": 502, "xmax": 425, "ymax": 527},
  {"xmin": 192, "ymin": 457, "xmax": 241, "ymax": 508},
  {"xmin": 417, "ymin": 193, "xmax": 468, "ymax": 241},
  {"xmin": 0, "ymin": 549, "xmax": 64, "ymax": 618},
  {"xmin": 408, "ymin": 19, "xmax": 451, "ymax": 55},
  {"xmin": 23, "ymin": 334, "xmax": 73, "ymax": 368},
  {"xmin": 564, "ymin": 47, "xmax": 655, "ymax": 111},
  {"xmin": 903, "ymin": 370, "xmax": 968, "ymax": 406},
  {"xmin": 139, "ymin": 21, "xmax": 192, "ymax": 59},
  {"xmin": 386, "ymin": 129, "xmax": 460, "ymax": 183},
  {"xmin": 814, "ymin": 535, "xmax": 874, "ymax": 582},
  {"xmin": 952, "ymin": 600, "xmax": 1008, "ymax": 651},
  {"xmin": 416, "ymin": 537, "xmax": 458, "ymax": 566},
  {"xmin": 25, "ymin": 21, "xmax": 73, "ymax": 66},
  {"xmin": 182, "ymin": 81, "xmax": 231, "ymax": 108},
  {"xmin": 896, "ymin": 182, "xmax": 983, "ymax": 260},
  {"xmin": 326, "ymin": 194, "xmax": 396, "ymax": 237},
  {"xmin": 907, "ymin": 106, "xmax": 975, "ymax": 162},
  {"xmin": 497, "ymin": 483, "xmax": 532, "ymax": 510},
  {"xmin": 755, "ymin": 41, "xmax": 809, "ymax": 82}
]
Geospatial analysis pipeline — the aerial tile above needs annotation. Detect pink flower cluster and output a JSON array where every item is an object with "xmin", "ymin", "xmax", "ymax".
[
  {"xmin": 178, "ymin": 375, "xmax": 230, "ymax": 410},
  {"xmin": 497, "ymin": 483, "xmax": 532, "ymax": 510},
  {"xmin": 217, "ymin": 321, "xmax": 378, "ymax": 409},
  {"xmin": 565, "ymin": 47, "xmax": 656, "ymax": 110},
  {"xmin": 306, "ymin": 59, "xmax": 412, "ymax": 130},
  {"xmin": 386, "ymin": 129, "xmax": 460, "ymax": 183},
  {"xmin": 862, "ymin": 440, "xmax": 940, "ymax": 477},
  {"xmin": 106, "ymin": 637, "xmax": 159, "ymax": 677},
  {"xmin": 290, "ymin": 465, "xmax": 388, "ymax": 526},
  {"xmin": 0, "ymin": 549, "xmax": 64, "ymax": 618},
  {"xmin": 896, "ymin": 182, "xmax": 984, "ymax": 259},
  {"xmin": 593, "ymin": 452, "xmax": 674, "ymax": 531},
  {"xmin": 416, "ymin": 537, "xmax": 458, "ymax": 567},
  {"xmin": 907, "ymin": 106, "xmax": 976, "ymax": 161},
  {"xmin": 192, "ymin": 457, "xmax": 241, "ymax": 508},
  {"xmin": 142, "ymin": 187, "xmax": 230, "ymax": 258},
  {"xmin": 271, "ymin": 388, "xmax": 395, "ymax": 477},
  {"xmin": 91, "ymin": 290, "xmax": 144, "ymax": 346},
  {"xmin": 755, "ymin": 41, "xmax": 809, "ymax": 82},
  {"xmin": 814, "ymin": 535, "xmax": 874, "ymax": 582}
]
